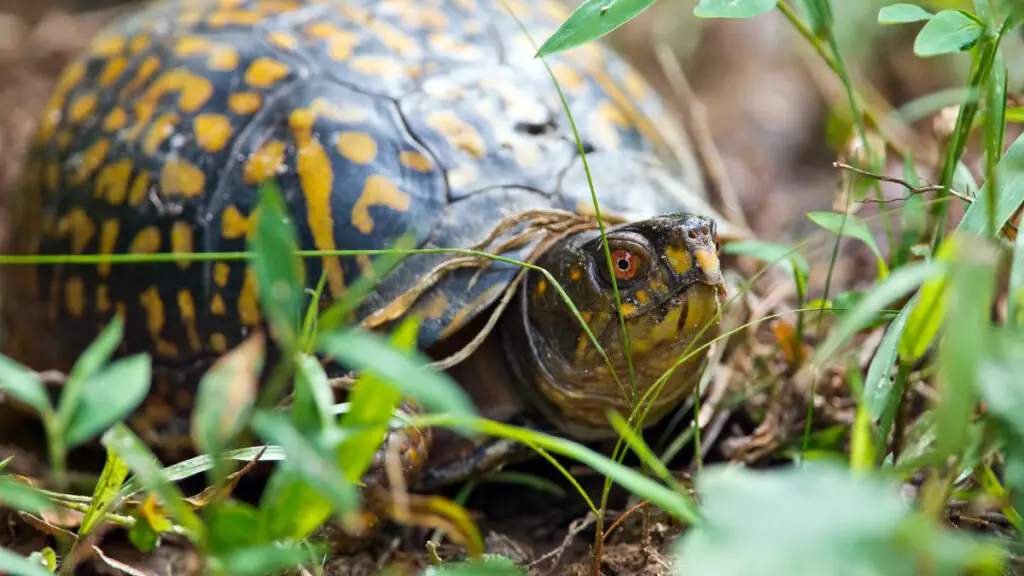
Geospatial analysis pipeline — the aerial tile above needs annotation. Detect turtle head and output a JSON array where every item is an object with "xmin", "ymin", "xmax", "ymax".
[{"xmin": 502, "ymin": 213, "xmax": 725, "ymax": 440}]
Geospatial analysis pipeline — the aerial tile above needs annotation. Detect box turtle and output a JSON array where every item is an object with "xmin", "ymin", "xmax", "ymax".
[{"xmin": 1, "ymin": 0, "xmax": 746, "ymax": 503}]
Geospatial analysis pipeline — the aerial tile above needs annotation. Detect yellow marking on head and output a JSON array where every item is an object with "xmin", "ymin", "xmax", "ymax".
[
  {"xmin": 140, "ymin": 287, "xmax": 176, "ymax": 358},
  {"xmin": 129, "ymin": 69, "xmax": 213, "ymax": 140},
  {"xmin": 143, "ymin": 112, "xmax": 180, "ymax": 155},
  {"xmin": 649, "ymin": 278, "xmax": 666, "ymax": 293},
  {"xmin": 128, "ymin": 171, "xmax": 151, "ymax": 206},
  {"xmin": 129, "ymin": 34, "xmax": 150, "ymax": 54},
  {"xmin": 208, "ymin": 9, "xmax": 264, "ymax": 26},
  {"xmin": 123, "ymin": 56, "xmax": 161, "ymax": 95},
  {"xmin": 214, "ymin": 263, "xmax": 231, "ymax": 286},
  {"xmin": 55, "ymin": 207, "xmax": 96, "ymax": 254},
  {"xmin": 238, "ymin": 268, "xmax": 261, "ymax": 326},
  {"xmin": 229, "ymin": 92, "xmax": 262, "ymax": 115},
  {"xmin": 635, "ymin": 289, "xmax": 649, "ymax": 305},
  {"xmin": 650, "ymin": 306, "xmax": 682, "ymax": 343},
  {"xmin": 243, "ymin": 140, "xmax": 285, "ymax": 185},
  {"xmin": 695, "ymin": 248, "xmax": 720, "ymax": 278},
  {"xmin": 171, "ymin": 222, "xmax": 194, "ymax": 269},
  {"xmin": 620, "ymin": 302, "xmax": 637, "ymax": 315},
  {"xmin": 245, "ymin": 57, "xmax": 290, "ymax": 88},
  {"xmin": 95, "ymin": 159, "xmax": 133, "ymax": 205},
  {"xmin": 221, "ymin": 205, "xmax": 257, "ymax": 240},
  {"xmin": 64, "ymin": 276, "xmax": 86, "ymax": 318},
  {"xmin": 570, "ymin": 266, "xmax": 581, "ymax": 281},
  {"xmin": 268, "ymin": 31, "xmax": 298, "ymax": 50},
  {"xmin": 98, "ymin": 220, "xmax": 119, "ymax": 276},
  {"xmin": 399, "ymin": 151, "xmax": 433, "ymax": 172},
  {"xmin": 69, "ymin": 139, "xmax": 110, "ymax": 185},
  {"xmin": 427, "ymin": 34, "xmax": 483, "ymax": 60},
  {"xmin": 91, "ymin": 35, "xmax": 126, "ymax": 57},
  {"xmin": 195, "ymin": 114, "xmax": 233, "ymax": 152},
  {"xmin": 336, "ymin": 131, "xmax": 377, "ymax": 164},
  {"xmin": 160, "ymin": 159, "xmax": 205, "ymax": 198},
  {"xmin": 350, "ymin": 56, "xmax": 406, "ymax": 77},
  {"xmin": 665, "ymin": 246, "xmax": 691, "ymax": 275},
  {"xmin": 36, "ymin": 60, "xmax": 86, "ymax": 144},
  {"xmin": 99, "ymin": 57, "xmax": 129, "ymax": 87},
  {"xmin": 290, "ymin": 107, "xmax": 345, "ymax": 297},
  {"xmin": 104, "ymin": 108, "xmax": 127, "ymax": 131},
  {"xmin": 211, "ymin": 294, "xmax": 227, "ymax": 315},
  {"xmin": 69, "ymin": 93, "xmax": 98, "ymax": 123},
  {"xmin": 210, "ymin": 333, "xmax": 228, "ymax": 353},
  {"xmin": 426, "ymin": 111, "xmax": 485, "ymax": 158},
  {"xmin": 352, "ymin": 175, "xmax": 411, "ymax": 234},
  {"xmin": 130, "ymin": 226, "xmax": 161, "ymax": 253},
  {"xmin": 96, "ymin": 284, "xmax": 111, "ymax": 313},
  {"xmin": 551, "ymin": 63, "xmax": 586, "ymax": 94},
  {"xmin": 178, "ymin": 289, "xmax": 202, "ymax": 351},
  {"xmin": 535, "ymin": 279, "xmax": 547, "ymax": 296}
]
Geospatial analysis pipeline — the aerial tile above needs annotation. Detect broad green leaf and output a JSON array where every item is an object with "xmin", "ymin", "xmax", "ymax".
[
  {"xmin": 806, "ymin": 211, "xmax": 889, "ymax": 278},
  {"xmin": 250, "ymin": 411, "xmax": 360, "ymax": 527},
  {"xmin": 65, "ymin": 354, "xmax": 151, "ymax": 448},
  {"xmin": 291, "ymin": 354, "xmax": 335, "ymax": 436},
  {"xmin": 913, "ymin": 10, "xmax": 984, "ymax": 57},
  {"xmin": 251, "ymin": 180, "xmax": 304, "ymax": 347},
  {"xmin": 899, "ymin": 235, "xmax": 960, "ymax": 362},
  {"xmin": 25, "ymin": 549, "xmax": 56, "ymax": 573},
  {"xmin": 814, "ymin": 260, "xmax": 946, "ymax": 365},
  {"xmin": 864, "ymin": 297, "xmax": 914, "ymax": 421},
  {"xmin": 211, "ymin": 542, "xmax": 324, "ymax": 576},
  {"xmin": 694, "ymin": 0, "xmax": 778, "ymax": 19},
  {"xmin": 0, "ymin": 547, "xmax": 54, "ymax": 576},
  {"xmin": 0, "ymin": 356, "xmax": 50, "ymax": 415},
  {"xmin": 878, "ymin": 3, "xmax": 934, "ymax": 23},
  {"xmin": 101, "ymin": 424, "xmax": 205, "ymax": 540},
  {"xmin": 801, "ymin": 0, "xmax": 833, "ymax": 35},
  {"xmin": 336, "ymin": 316, "xmax": 419, "ymax": 482},
  {"xmin": 959, "ymin": 130, "xmax": 1024, "ymax": 236},
  {"xmin": 1007, "ymin": 107, "xmax": 1024, "ymax": 123},
  {"xmin": 422, "ymin": 556, "xmax": 524, "ymax": 575},
  {"xmin": 79, "ymin": 447, "xmax": 131, "ymax": 536},
  {"xmin": 259, "ymin": 470, "xmax": 333, "ymax": 541},
  {"xmin": 722, "ymin": 240, "xmax": 809, "ymax": 280},
  {"xmin": 205, "ymin": 500, "xmax": 266, "ymax": 554},
  {"xmin": 59, "ymin": 315, "xmax": 124, "ymax": 429},
  {"xmin": 317, "ymin": 330, "xmax": 475, "ymax": 420},
  {"xmin": 848, "ymin": 367, "xmax": 874, "ymax": 472},
  {"xmin": 0, "ymin": 477, "xmax": 52, "ymax": 515},
  {"xmin": 535, "ymin": 0, "xmax": 658, "ymax": 58}
]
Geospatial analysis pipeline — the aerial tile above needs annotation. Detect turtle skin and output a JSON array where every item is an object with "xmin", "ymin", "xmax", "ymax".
[{"xmin": 1, "ymin": 0, "xmax": 735, "ymax": 505}]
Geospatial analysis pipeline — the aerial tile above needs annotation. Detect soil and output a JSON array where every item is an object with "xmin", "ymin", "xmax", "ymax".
[{"xmin": 0, "ymin": 0, "xmax": 975, "ymax": 574}]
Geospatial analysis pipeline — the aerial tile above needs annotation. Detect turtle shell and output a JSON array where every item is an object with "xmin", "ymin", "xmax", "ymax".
[{"xmin": 3, "ymin": 0, "xmax": 726, "ymax": 379}]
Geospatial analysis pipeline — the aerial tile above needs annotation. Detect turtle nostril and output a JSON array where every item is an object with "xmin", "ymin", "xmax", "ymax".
[
  {"xmin": 688, "ymin": 230, "xmax": 697, "ymax": 240},
  {"xmin": 700, "ymin": 226, "xmax": 709, "ymax": 236}
]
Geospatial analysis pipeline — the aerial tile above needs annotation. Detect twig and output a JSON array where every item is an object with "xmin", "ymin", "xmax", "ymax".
[{"xmin": 833, "ymin": 161, "xmax": 976, "ymax": 205}]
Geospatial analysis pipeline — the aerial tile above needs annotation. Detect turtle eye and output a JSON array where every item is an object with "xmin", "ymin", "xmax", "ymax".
[{"xmin": 611, "ymin": 249, "xmax": 640, "ymax": 280}]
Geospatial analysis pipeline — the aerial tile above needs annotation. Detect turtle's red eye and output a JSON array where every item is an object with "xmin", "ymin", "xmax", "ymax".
[{"xmin": 612, "ymin": 250, "xmax": 639, "ymax": 280}]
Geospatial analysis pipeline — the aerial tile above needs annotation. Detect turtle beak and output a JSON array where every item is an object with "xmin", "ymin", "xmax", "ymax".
[{"xmin": 694, "ymin": 246, "xmax": 727, "ymax": 299}]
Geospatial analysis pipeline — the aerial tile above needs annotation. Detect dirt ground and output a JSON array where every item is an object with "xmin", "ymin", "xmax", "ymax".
[{"xmin": 0, "ymin": 0, "xmax": 984, "ymax": 574}]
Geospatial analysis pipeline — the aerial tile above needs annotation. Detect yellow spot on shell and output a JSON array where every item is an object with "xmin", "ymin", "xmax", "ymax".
[
  {"xmin": 399, "ymin": 151, "xmax": 433, "ymax": 172},
  {"xmin": 130, "ymin": 34, "xmax": 150, "ymax": 54},
  {"xmin": 36, "ymin": 60, "xmax": 85, "ymax": 145},
  {"xmin": 174, "ymin": 36, "xmax": 238, "ymax": 70},
  {"xmin": 666, "ymin": 246, "xmax": 690, "ymax": 274},
  {"xmin": 306, "ymin": 23, "xmax": 359, "ymax": 60},
  {"xmin": 238, "ymin": 268, "xmax": 260, "ymax": 326},
  {"xmin": 104, "ymin": 108, "xmax": 127, "ymax": 131},
  {"xmin": 352, "ymin": 175, "xmax": 411, "ymax": 234},
  {"xmin": 65, "ymin": 276, "xmax": 86, "ymax": 318},
  {"xmin": 195, "ymin": 114, "xmax": 233, "ymax": 152},
  {"xmin": 336, "ymin": 132, "xmax": 376, "ymax": 164},
  {"xmin": 130, "ymin": 69, "xmax": 213, "ymax": 140},
  {"xmin": 171, "ymin": 222, "xmax": 194, "ymax": 268},
  {"xmin": 370, "ymin": 21, "xmax": 418, "ymax": 56},
  {"xmin": 590, "ymin": 101, "xmax": 629, "ymax": 150},
  {"xmin": 221, "ymin": 205, "xmax": 258, "ymax": 240},
  {"xmin": 427, "ymin": 34, "xmax": 483, "ymax": 60},
  {"xmin": 69, "ymin": 93, "xmax": 98, "ymax": 123},
  {"xmin": 243, "ymin": 140, "xmax": 285, "ymax": 184},
  {"xmin": 623, "ymin": 69, "xmax": 648, "ymax": 101},
  {"xmin": 124, "ymin": 56, "xmax": 162, "ymax": 95},
  {"xmin": 70, "ymin": 139, "xmax": 110, "ymax": 185},
  {"xmin": 268, "ymin": 32, "xmax": 298, "ymax": 50},
  {"xmin": 620, "ymin": 302, "xmax": 637, "ymax": 315},
  {"xmin": 350, "ymin": 56, "xmax": 406, "ymax": 77},
  {"xmin": 208, "ymin": 9, "xmax": 264, "ymax": 26},
  {"xmin": 245, "ymin": 57, "xmax": 290, "ymax": 88},
  {"xmin": 552, "ymin": 63, "xmax": 586, "ymax": 94},
  {"xmin": 210, "ymin": 333, "xmax": 228, "ymax": 352},
  {"xmin": 128, "ymin": 171, "xmax": 151, "ymax": 206},
  {"xmin": 211, "ymin": 294, "xmax": 226, "ymax": 315},
  {"xmin": 55, "ymin": 207, "xmax": 96, "ymax": 254},
  {"xmin": 398, "ymin": 5, "xmax": 448, "ymax": 28},
  {"xmin": 160, "ymin": 159, "xmax": 205, "ymax": 198},
  {"xmin": 91, "ymin": 35, "xmax": 125, "ymax": 57},
  {"xmin": 290, "ymin": 107, "xmax": 344, "ymax": 297},
  {"xmin": 310, "ymin": 98, "xmax": 366, "ymax": 122},
  {"xmin": 96, "ymin": 285, "xmax": 111, "ymax": 313},
  {"xmin": 140, "ymin": 287, "xmax": 177, "ymax": 358},
  {"xmin": 419, "ymin": 291, "xmax": 449, "ymax": 319},
  {"xmin": 98, "ymin": 220, "xmax": 119, "ymax": 276},
  {"xmin": 178, "ymin": 290, "xmax": 202, "ymax": 351},
  {"xmin": 56, "ymin": 130, "xmax": 73, "ymax": 149},
  {"xmin": 143, "ymin": 112, "xmax": 180, "ymax": 155},
  {"xmin": 214, "ymin": 263, "xmax": 231, "ymax": 286},
  {"xmin": 95, "ymin": 159, "xmax": 133, "ymax": 205},
  {"xmin": 45, "ymin": 162, "xmax": 60, "ymax": 193},
  {"xmin": 130, "ymin": 226, "xmax": 161, "ymax": 253},
  {"xmin": 98, "ymin": 57, "xmax": 128, "ymax": 87},
  {"xmin": 427, "ymin": 111, "xmax": 485, "ymax": 158},
  {"xmin": 229, "ymin": 92, "xmax": 262, "ymax": 115}
]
